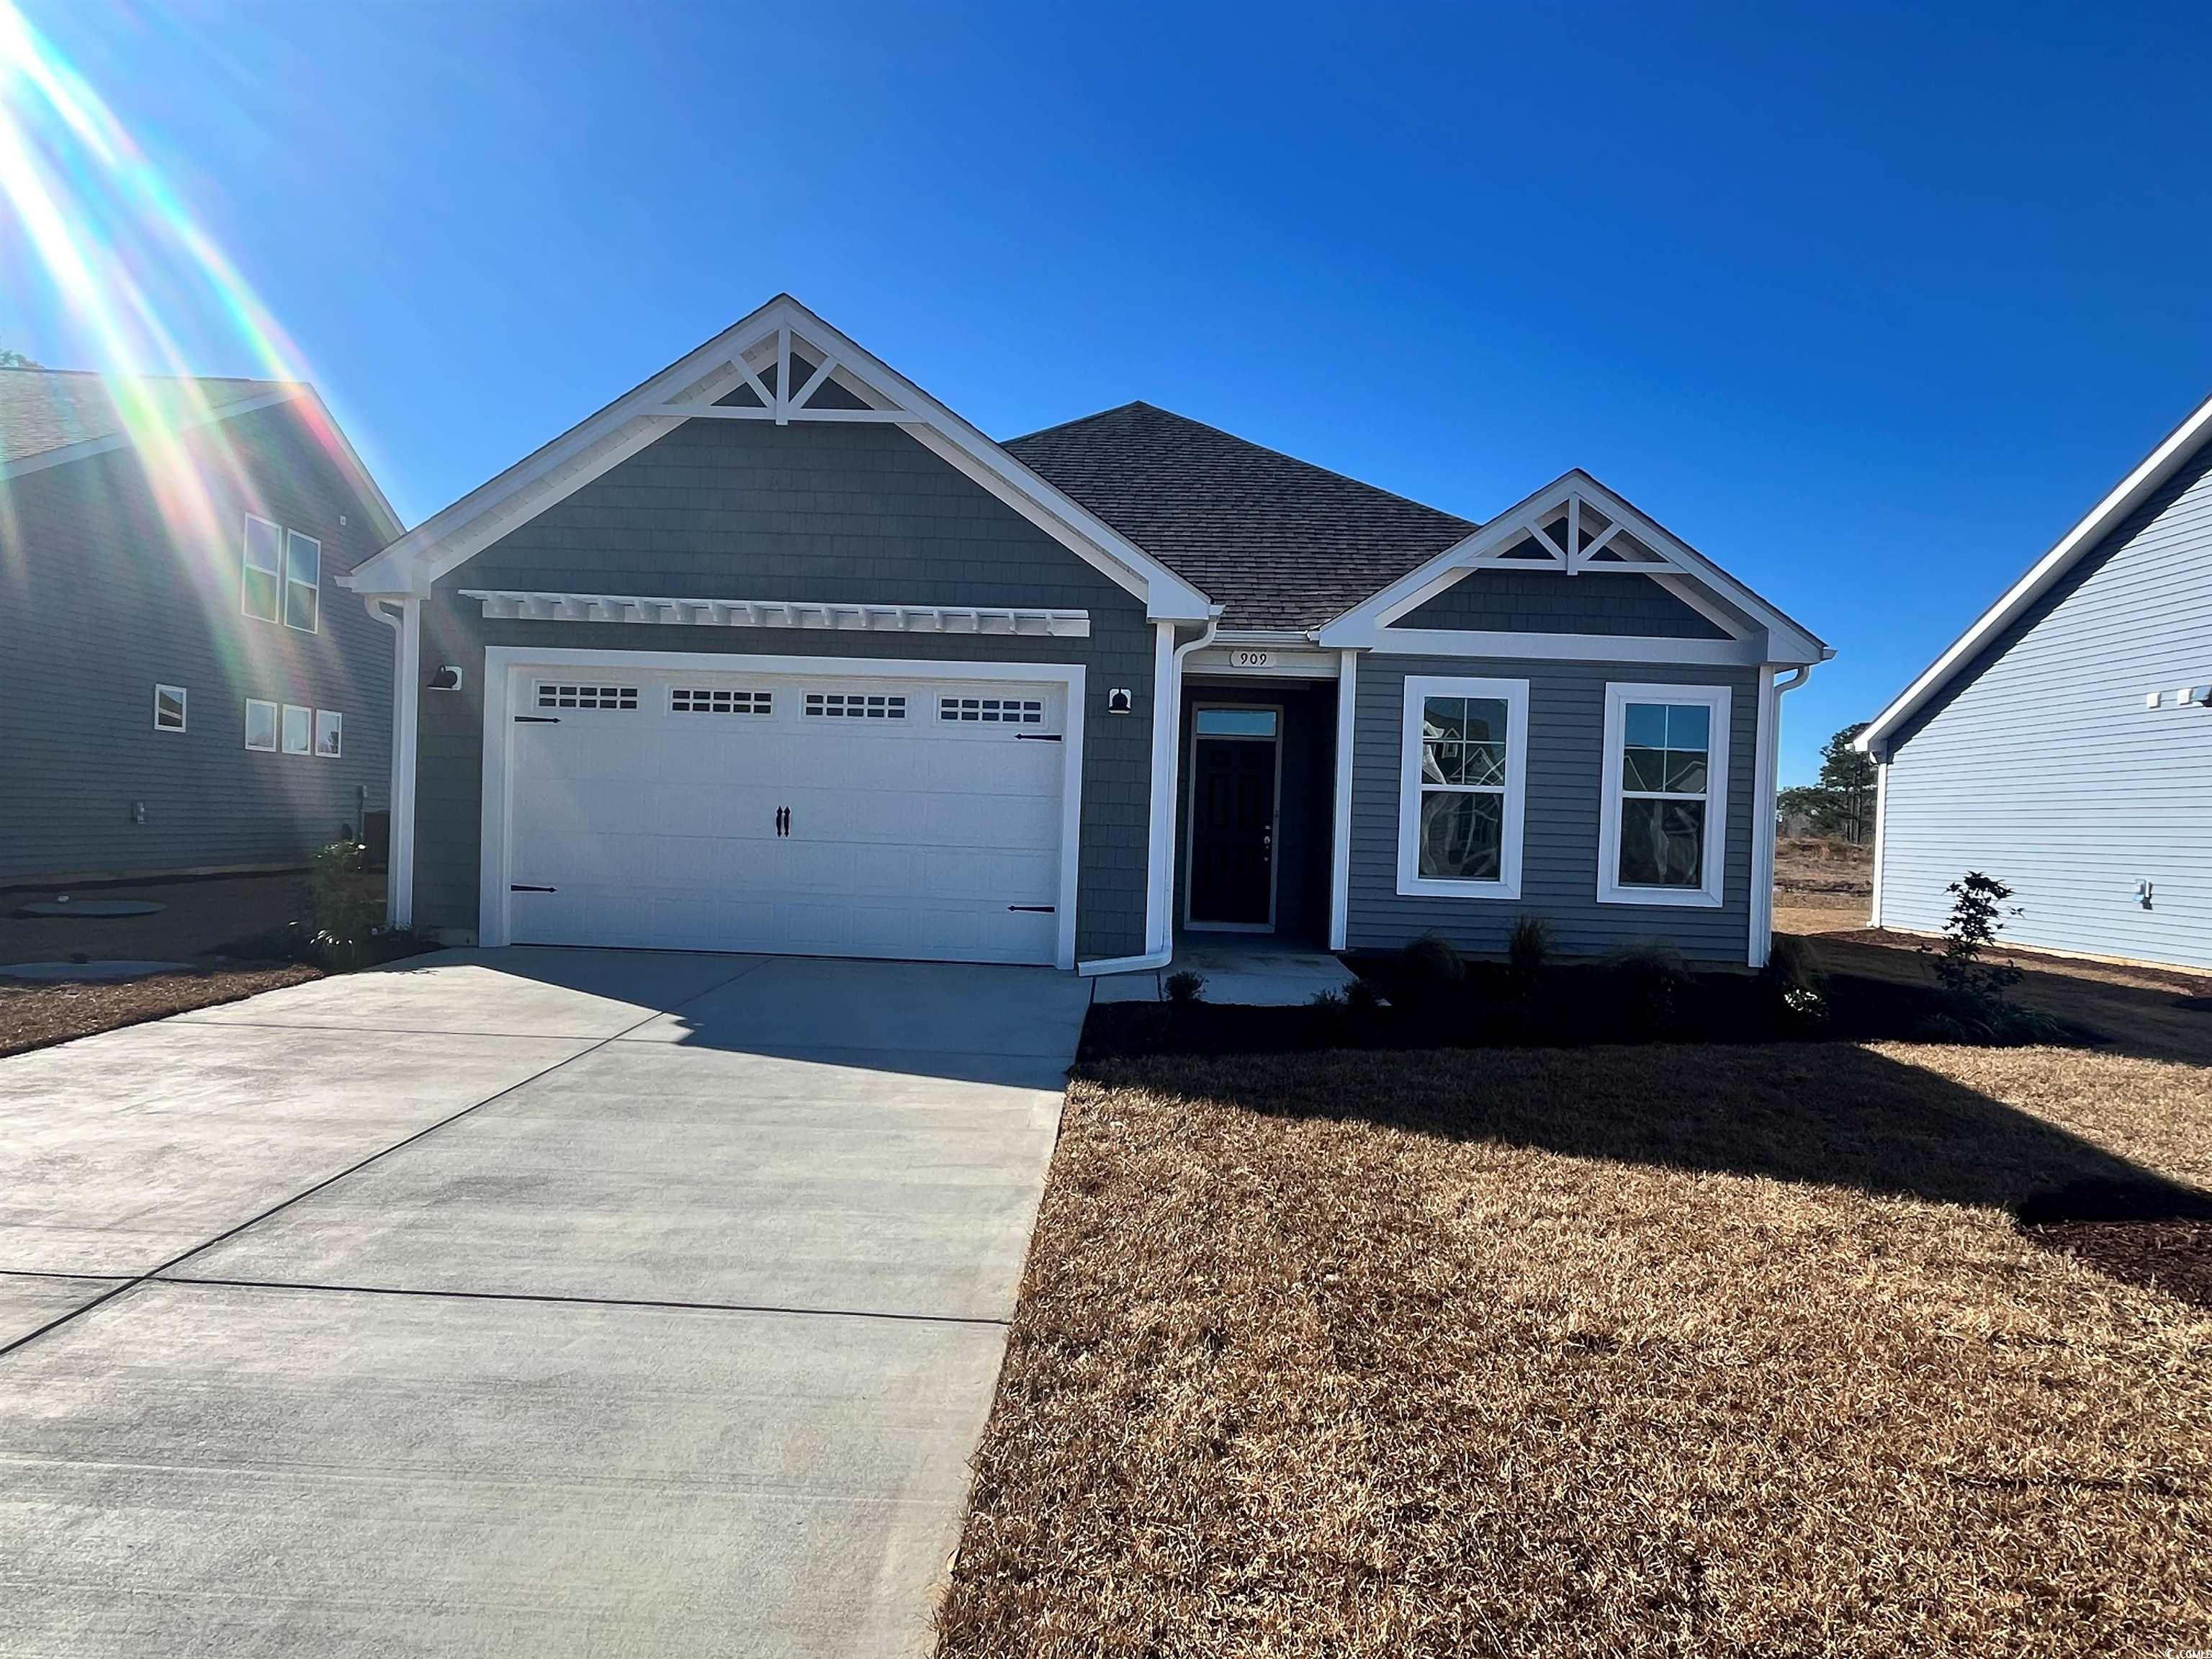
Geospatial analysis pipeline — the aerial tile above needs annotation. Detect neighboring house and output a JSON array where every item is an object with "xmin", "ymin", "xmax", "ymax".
[
  {"xmin": 1858, "ymin": 393, "xmax": 2212, "ymax": 972},
  {"xmin": 0, "ymin": 368, "xmax": 402, "ymax": 887},
  {"xmin": 345, "ymin": 295, "xmax": 1829, "ymax": 973}
]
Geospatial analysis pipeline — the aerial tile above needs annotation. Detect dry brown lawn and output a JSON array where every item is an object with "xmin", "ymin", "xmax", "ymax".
[{"xmin": 940, "ymin": 1040, "xmax": 2212, "ymax": 1657}]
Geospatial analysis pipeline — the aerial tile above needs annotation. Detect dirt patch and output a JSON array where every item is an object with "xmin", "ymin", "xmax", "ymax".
[
  {"xmin": 0, "ymin": 872, "xmax": 312, "ymax": 967},
  {"xmin": 0, "ymin": 966, "xmax": 322, "ymax": 1058},
  {"xmin": 938, "ymin": 1043, "xmax": 2212, "ymax": 1657}
]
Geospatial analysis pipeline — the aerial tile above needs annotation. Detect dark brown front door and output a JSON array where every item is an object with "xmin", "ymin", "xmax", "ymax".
[{"xmin": 1188, "ymin": 734, "xmax": 1277, "ymax": 925}]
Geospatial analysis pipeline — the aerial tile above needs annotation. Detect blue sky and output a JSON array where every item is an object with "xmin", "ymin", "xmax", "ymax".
[{"xmin": 7, "ymin": 0, "xmax": 2210, "ymax": 783}]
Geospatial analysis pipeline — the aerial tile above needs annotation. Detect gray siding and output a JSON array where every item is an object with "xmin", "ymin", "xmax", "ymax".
[
  {"xmin": 1879, "ymin": 446, "xmax": 2212, "ymax": 970},
  {"xmin": 413, "ymin": 416, "xmax": 1156, "ymax": 960},
  {"xmin": 0, "ymin": 401, "xmax": 394, "ymax": 886},
  {"xmin": 1346, "ymin": 655, "xmax": 1760, "ymax": 963},
  {"xmin": 1396, "ymin": 567, "xmax": 1727, "ymax": 638}
]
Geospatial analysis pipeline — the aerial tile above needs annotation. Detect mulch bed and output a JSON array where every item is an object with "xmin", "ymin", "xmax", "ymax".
[{"xmin": 0, "ymin": 966, "xmax": 323, "ymax": 1058}]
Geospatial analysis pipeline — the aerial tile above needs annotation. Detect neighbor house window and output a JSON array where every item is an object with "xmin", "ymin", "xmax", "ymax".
[
  {"xmin": 244, "ymin": 698, "xmax": 278, "ymax": 752},
  {"xmin": 153, "ymin": 684, "xmax": 187, "ymax": 732},
  {"xmin": 284, "ymin": 531, "xmax": 320, "ymax": 631},
  {"xmin": 242, "ymin": 516, "xmax": 282, "ymax": 621},
  {"xmin": 281, "ymin": 703, "xmax": 312, "ymax": 755},
  {"xmin": 315, "ymin": 709, "xmax": 343, "ymax": 757},
  {"xmin": 1395, "ymin": 675, "xmax": 1528, "ymax": 899},
  {"xmin": 1597, "ymin": 682, "xmax": 1731, "ymax": 908}
]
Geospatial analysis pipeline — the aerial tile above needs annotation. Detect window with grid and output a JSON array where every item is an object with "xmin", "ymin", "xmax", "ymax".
[
  {"xmin": 938, "ymin": 696, "xmax": 1042, "ymax": 724},
  {"xmin": 672, "ymin": 688, "xmax": 772, "ymax": 715},
  {"xmin": 804, "ymin": 691, "xmax": 906, "ymax": 719},
  {"xmin": 241, "ymin": 516, "xmax": 282, "ymax": 621},
  {"xmin": 537, "ymin": 683, "xmax": 639, "ymax": 710},
  {"xmin": 1395, "ymin": 676, "xmax": 1527, "ymax": 899},
  {"xmin": 1598, "ymin": 683, "xmax": 1730, "ymax": 908}
]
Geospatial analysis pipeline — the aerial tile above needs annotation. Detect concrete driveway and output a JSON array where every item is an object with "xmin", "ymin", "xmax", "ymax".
[{"xmin": 0, "ymin": 948, "xmax": 1089, "ymax": 1658}]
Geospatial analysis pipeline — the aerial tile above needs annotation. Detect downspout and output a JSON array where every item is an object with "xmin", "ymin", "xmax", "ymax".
[
  {"xmin": 1077, "ymin": 608, "xmax": 1223, "ymax": 976},
  {"xmin": 363, "ymin": 593, "xmax": 421, "ymax": 931},
  {"xmin": 1750, "ymin": 662, "xmax": 1814, "ymax": 967}
]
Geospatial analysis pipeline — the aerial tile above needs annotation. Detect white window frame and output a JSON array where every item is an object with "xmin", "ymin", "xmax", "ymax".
[
  {"xmin": 315, "ymin": 709, "xmax": 343, "ymax": 758},
  {"xmin": 281, "ymin": 703, "xmax": 313, "ymax": 755},
  {"xmin": 283, "ymin": 529, "xmax": 321, "ymax": 633},
  {"xmin": 244, "ymin": 698, "xmax": 279, "ymax": 752},
  {"xmin": 1596, "ymin": 681, "xmax": 1732, "ymax": 909},
  {"xmin": 241, "ymin": 515, "xmax": 282, "ymax": 622},
  {"xmin": 1395, "ymin": 675, "xmax": 1529, "ymax": 901},
  {"xmin": 152, "ymin": 683, "xmax": 187, "ymax": 732}
]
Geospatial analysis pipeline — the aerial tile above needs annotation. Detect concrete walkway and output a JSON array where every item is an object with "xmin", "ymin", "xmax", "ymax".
[
  {"xmin": 1092, "ymin": 935, "xmax": 1362, "ymax": 1006},
  {"xmin": 0, "ymin": 948, "xmax": 1089, "ymax": 1658}
]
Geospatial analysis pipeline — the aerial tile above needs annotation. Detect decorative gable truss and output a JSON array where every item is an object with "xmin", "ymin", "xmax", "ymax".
[
  {"xmin": 343, "ymin": 295, "xmax": 1214, "ymax": 621},
  {"xmin": 1316, "ymin": 470, "xmax": 1829, "ymax": 667}
]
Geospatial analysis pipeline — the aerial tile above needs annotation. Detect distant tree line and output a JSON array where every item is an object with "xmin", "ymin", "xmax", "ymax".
[{"xmin": 1779, "ymin": 721, "xmax": 1876, "ymax": 845}]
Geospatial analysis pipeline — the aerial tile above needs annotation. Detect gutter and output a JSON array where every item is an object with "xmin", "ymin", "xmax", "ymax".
[{"xmin": 1077, "ymin": 607, "xmax": 1224, "ymax": 976}]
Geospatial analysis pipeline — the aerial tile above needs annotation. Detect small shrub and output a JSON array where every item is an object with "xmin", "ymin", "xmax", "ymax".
[
  {"xmin": 1762, "ymin": 932, "xmax": 1830, "ymax": 1028},
  {"xmin": 1345, "ymin": 976, "xmax": 1385, "ymax": 1016},
  {"xmin": 1925, "ymin": 871, "xmax": 2024, "ymax": 1005},
  {"xmin": 1506, "ymin": 915, "xmax": 1553, "ymax": 992},
  {"xmin": 308, "ymin": 840, "xmax": 385, "ymax": 949},
  {"xmin": 1309, "ymin": 987, "xmax": 1348, "ymax": 1013},
  {"xmin": 1602, "ymin": 941, "xmax": 1690, "ymax": 1037},
  {"xmin": 1164, "ymin": 969, "xmax": 1206, "ymax": 1004},
  {"xmin": 1404, "ymin": 932, "xmax": 1465, "ymax": 985}
]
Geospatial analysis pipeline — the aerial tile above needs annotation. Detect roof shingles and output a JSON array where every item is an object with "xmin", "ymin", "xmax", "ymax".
[
  {"xmin": 1004, "ymin": 401, "xmax": 1474, "ymax": 629},
  {"xmin": 0, "ymin": 369, "xmax": 287, "ymax": 466}
]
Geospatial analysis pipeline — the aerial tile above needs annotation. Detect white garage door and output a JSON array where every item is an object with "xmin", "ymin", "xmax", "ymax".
[{"xmin": 500, "ymin": 664, "xmax": 1073, "ymax": 966}]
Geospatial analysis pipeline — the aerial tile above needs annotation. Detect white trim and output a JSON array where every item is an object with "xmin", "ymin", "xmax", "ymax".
[
  {"xmin": 1858, "ymin": 389, "xmax": 2212, "ymax": 757},
  {"xmin": 1748, "ymin": 668, "xmax": 1779, "ymax": 966},
  {"xmin": 1596, "ymin": 681, "xmax": 1732, "ymax": 909},
  {"xmin": 1182, "ymin": 702, "xmax": 1285, "ymax": 932},
  {"xmin": 1395, "ymin": 675, "xmax": 1529, "ymax": 902},
  {"xmin": 279, "ymin": 703, "xmax": 312, "ymax": 756},
  {"xmin": 284, "ymin": 529, "xmax": 321, "ymax": 634},
  {"xmin": 1142, "ymin": 621, "xmax": 1180, "ymax": 957},
  {"xmin": 243, "ymin": 696, "xmax": 279, "ymax": 752},
  {"xmin": 457, "ymin": 588, "xmax": 1090, "ymax": 638},
  {"xmin": 152, "ymin": 683, "xmax": 187, "ymax": 732},
  {"xmin": 1316, "ymin": 469, "xmax": 1827, "ymax": 666},
  {"xmin": 343, "ymin": 295, "xmax": 1213, "ymax": 621},
  {"xmin": 1184, "ymin": 643, "xmax": 1341, "ymax": 678},
  {"xmin": 1868, "ymin": 760, "xmax": 1889, "ymax": 929},
  {"xmin": 241, "ymin": 514, "xmax": 282, "ymax": 622},
  {"xmin": 1328, "ymin": 649, "xmax": 1357, "ymax": 950},
  {"xmin": 315, "ymin": 709, "xmax": 343, "ymax": 759},
  {"xmin": 477, "ymin": 647, "xmax": 1085, "ymax": 971},
  {"xmin": 1357, "ymin": 627, "xmax": 1766, "ymax": 666}
]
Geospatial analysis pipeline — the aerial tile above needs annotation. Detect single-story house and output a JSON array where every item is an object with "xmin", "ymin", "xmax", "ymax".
[
  {"xmin": 344, "ymin": 295, "xmax": 1829, "ymax": 974},
  {"xmin": 0, "ymin": 367, "xmax": 400, "ymax": 886},
  {"xmin": 1858, "ymin": 390, "xmax": 2212, "ymax": 972}
]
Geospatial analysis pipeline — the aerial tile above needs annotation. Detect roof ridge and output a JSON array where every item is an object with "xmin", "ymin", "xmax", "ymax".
[{"xmin": 0, "ymin": 365, "xmax": 296, "ymax": 387}]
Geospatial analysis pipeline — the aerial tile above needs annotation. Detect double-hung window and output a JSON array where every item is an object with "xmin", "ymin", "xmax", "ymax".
[
  {"xmin": 242, "ymin": 516, "xmax": 282, "ymax": 621},
  {"xmin": 1395, "ymin": 675, "xmax": 1528, "ymax": 899},
  {"xmin": 1598, "ymin": 683, "xmax": 1730, "ymax": 907},
  {"xmin": 284, "ymin": 531, "xmax": 320, "ymax": 631}
]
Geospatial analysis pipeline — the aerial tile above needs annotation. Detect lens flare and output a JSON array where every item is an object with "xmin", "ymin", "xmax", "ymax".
[{"xmin": 0, "ymin": 0, "xmax": 376, "ymax": 703}]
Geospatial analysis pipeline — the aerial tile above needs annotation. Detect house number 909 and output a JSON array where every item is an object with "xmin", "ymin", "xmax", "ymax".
[{"xmin": 1231, "ymin": 648, "xmax": 1272, "ymax": 668}]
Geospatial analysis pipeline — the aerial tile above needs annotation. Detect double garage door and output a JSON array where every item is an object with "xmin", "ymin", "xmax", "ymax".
[{"xmin": 500, "ymin": 662, "xmax": 1074, "ymax": 966}]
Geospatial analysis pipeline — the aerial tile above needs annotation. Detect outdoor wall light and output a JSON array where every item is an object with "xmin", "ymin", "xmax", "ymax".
[
  {"xmin": 428, "ymin": 665, "xmax": 464, "ymax": 692},
  {"xmin": 1106, "ymin": 688, "xmax": 1133, "ymax": 715}
]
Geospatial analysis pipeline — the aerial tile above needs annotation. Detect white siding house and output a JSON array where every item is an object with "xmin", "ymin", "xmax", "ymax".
[{"xmin": 1858, "ymin": 394, "xmax": 2212, "ymax": 971}]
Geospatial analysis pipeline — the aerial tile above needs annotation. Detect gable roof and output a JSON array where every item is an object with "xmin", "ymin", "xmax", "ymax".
[
  {"xmin": 1003, "ymin": 402, "xmax": 1475, "ymax": 629},
  {"xmin": 0, "ymin": 366, "xmax": 402, "ymax": 540},
  {"xmin": 343, "ymin": 295, "xmax": 1214, "ymax": 621},
  {"xmin": 1858, "ymin": 388, "xmax": 2212, "ymax": 756}
]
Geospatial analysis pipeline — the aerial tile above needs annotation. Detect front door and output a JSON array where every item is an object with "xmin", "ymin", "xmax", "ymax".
[{"xmin": 1187, "ymin": 706, "xmax": 1280, "ymax": 927}]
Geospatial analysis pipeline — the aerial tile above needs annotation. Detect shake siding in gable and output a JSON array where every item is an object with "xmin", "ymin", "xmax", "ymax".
[
  {"xmin": 1345, "ymin": 655, "xmax": 1760, "ymax": 961},
  {"xmin": 1879, "ymin": 447, "xmax": 2212, "ymax": 970},
  {"xmin": 0, "ymin": 400, "xmax": 393, "ymax": 884},
  {"xmin": 408, "ymin": 415, "xmax": 1156, "ymax": 959}
]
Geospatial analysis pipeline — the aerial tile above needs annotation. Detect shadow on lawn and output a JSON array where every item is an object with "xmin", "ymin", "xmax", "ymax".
[{"xmin": 1089, "ymin": 1041, "xmax": 2212, "ymax": 1249}]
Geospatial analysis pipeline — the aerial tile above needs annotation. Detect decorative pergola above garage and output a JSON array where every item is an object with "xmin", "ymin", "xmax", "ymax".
[
  {"xmin": 457, "ymin": 589, "xmax": 1092, "ymax": 637},
  {"xmin": 1315, "ymin": 469, "xmax": 1829, "ymax": 666}
]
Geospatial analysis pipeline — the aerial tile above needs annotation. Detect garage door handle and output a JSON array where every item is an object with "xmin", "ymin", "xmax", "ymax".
[
  {"xmin": 514, "ymin": 715, "xmax": 559, "ymax": 724},
  {"xmin": 1007, "ymin": 904, "xmax": 1056, "ymax": 913},
  {"xmin": 1015, "ymin": 732, "xmax": 1063, "ymax": 742},
  {"xmin": 511, "ymin": 884, "xmax": 557, "ymax": 893}
]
